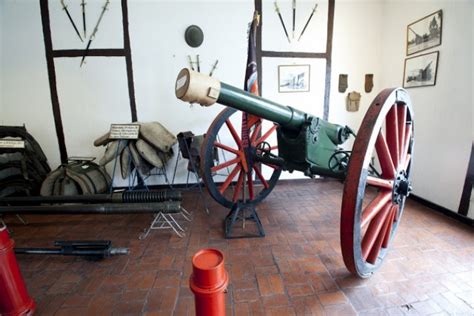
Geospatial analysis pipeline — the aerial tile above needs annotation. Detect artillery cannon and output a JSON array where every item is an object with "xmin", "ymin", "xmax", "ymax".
[{"xmin": 175, "ymin": 69, "xmax": 414, "ymax": 278}]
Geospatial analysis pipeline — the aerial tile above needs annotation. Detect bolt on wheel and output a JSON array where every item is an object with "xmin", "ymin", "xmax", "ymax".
[{"xmin": 341, "ymin": 88, "xmax": 414, "ymax": 278}]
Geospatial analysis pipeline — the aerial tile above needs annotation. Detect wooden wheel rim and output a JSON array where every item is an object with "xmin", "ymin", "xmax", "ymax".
[
  {"xmin": 341, "ymin": 88, "xmax": 414, "ymax": 278},
  {"xmin": 201, "ymin": 108, "xmax": 282, "ymax": 209}
]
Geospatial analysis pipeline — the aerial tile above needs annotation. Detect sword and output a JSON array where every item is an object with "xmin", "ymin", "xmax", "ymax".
[
  {"xmin": 209, "ymin": 59, "xmax": 219, "ymax": 77},
  {"xmin": 292, "ymin": 0, "xmax": 296, "ymax": 39},
  {"xmin": 60, "ymin": 0, "xmax": 83, "ymax": 42},
  {"xmin": 80, "ymin": 0, "xmax": 110, "ymax": 67},
  {"xmin": 81, "ymin": 0, "xmax": 87, "ymax": 39},
  {"xmin": 196, "ymin": 54, "xmax": 200, "ymax": 72},
  {"xmin": 298, "ymin": 2, "xmax": 318, "ymax": 41},
  {"xmin": 187, "ymin": 55, "xmax": 195, "ymax": 71},
  {"xmin": 274, "ymin": 1, "xmax": 291, "ymax": 43}
]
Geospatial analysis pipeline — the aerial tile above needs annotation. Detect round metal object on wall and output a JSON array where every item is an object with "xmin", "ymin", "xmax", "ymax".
[
  {"xmin": 201, "ymin": 108, "xmax": 281, "ymax": 209},
  {"xmin": 340, "ymin": 88, "xmax": 414, "ymax": 278},
  {"xmin": 185, "ymin": 25, "xmax": 204, "ymax": 48}
]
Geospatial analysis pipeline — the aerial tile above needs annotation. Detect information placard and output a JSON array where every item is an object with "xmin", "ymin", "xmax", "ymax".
[{"xmin": 109, "ymin": 124, "xmax": 140, "ymax": 140}]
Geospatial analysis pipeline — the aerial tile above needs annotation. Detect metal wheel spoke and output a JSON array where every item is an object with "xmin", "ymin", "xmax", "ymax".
[
  {"xmin": 375, "ymin": 132, "xmax": 396, "ymax": 179},
  {"xmin": 361, "ymin": 191, "xmax": 392, "ymax": 227},
  {"xmin": 366, "ymin": 206, "xmax": 394, "ymax": 264},
  {"xmin": 400, "ymin": 124, "xmax": 412, "ymax": 169},
  {"xmin": 225, "ymin": 119, "xmax": 242, "ymax": 148},
  {"xmin": 219, "ymin": 164, "xmax": 241, "ymax": 194},
  {"xmin": 361, "ymin": 202, "xmax": 392, "ymax": 261},
  {"xmin": 232, "ymin": 170, "xmax": 245, "ymax": 202},
  {"xmin": 382, "ymin": 205, "xmax": 397, "ymax": 248},
  {"xmin": 254, "ymin": 165, "xmax": 269, "ymax": 189},
  {"xmin": 397, "ymin": 105, "xmax": 407, "ymax": 162},
  {"xmin": 250, "ymin": 122, "xmax": 262, "ymax": 144},
  {"xmin": 386, "ymin": 105, "xmax": 399, "ymax": 168},
  {"xmin": 254, "ymin": 125, "xmax": 277, "ymax": 146},
  {"xmin": 214, "ymin": 141, "xmax": 240, "ymax": 155},
  {"xmin": 366, "ymin": 176, "xmax": 394, "ymax": 190},
  {"xmin": 270, "ymin": 145, "xmax": 278, "ymax": 150},
  {"xmin": 211, "ymin": 157, "xmax": 240, "ymax": 173}
]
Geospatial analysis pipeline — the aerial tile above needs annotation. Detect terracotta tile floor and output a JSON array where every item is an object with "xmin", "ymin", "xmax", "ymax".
[{"xmin": 5, "ymin": 179, "xmax": 474, "ymax": 315}]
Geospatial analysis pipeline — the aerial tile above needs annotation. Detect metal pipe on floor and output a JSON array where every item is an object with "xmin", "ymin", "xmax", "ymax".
[
  {"xmin": 0, "ymin": 190, "xmax": 182, "ymax": 205},
  {"xmin": 0, "ymin": 201, "xmax": 181, "ymax": 215}
]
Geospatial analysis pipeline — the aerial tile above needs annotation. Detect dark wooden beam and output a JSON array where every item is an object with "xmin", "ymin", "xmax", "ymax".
[
  {"xmin": 39, "ymin": 0, "xmax": 68, "ymax": 163},
  {"xmin": 458, "ymin": 143, "xmax": 474, "ymax": 216},
  {"xmin": 323, "ymin": 0, "xmax": 335, "ymax": 121},
  {"xmin": 122, "ymin": 0, "xmax": 137, "ymax": 122},
  {"xmin": 53, "ymin": 49, "xmax": 126, "ymax": 58},
  {"xmin": 261, "ymin": 51, "xmax": 327, "ymax": 59}
]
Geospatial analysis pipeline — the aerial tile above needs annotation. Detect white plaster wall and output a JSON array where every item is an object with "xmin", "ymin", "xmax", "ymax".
[
  {"xmin": 1, "ymin": 0, "xmax": 61, "ymax": 167},
  {"xmin": 380, "ymin": 0, "xmax": 473, "ymax": 215}
]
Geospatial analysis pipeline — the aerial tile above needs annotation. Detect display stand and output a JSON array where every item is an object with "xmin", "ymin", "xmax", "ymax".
[
  {"xmin": 171, "ymin": 132, "xmax": 209, "ymax": 214},
  {"xmin": 224, "ymin": 202, "xmax": 265, "ymax": 239},
  {"xmin": 105, "ymin": 124, "xmax": 190, "ymax": 239}
]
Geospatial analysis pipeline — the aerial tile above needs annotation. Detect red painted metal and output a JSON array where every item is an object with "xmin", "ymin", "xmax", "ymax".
[
  {"xmin": 375, "ymin": 132, "xmax": 395, "ymax": 179},
  {"xmin": 190, "ymin": 249, "xmax": 229, "ymax": 316},
  {"xmin": 361, "ymin": 202, "xmax": 392, "ymax": 260},
  {"xmin": 397, "ymin": 105, "xmax": 407, "ymax": 161},
  {"xmin": 366, "ymin": 176, "xmax": 394, "ymax": 190},
  {"xmin": 386, "ymin": 105, "xmax": 399, "ymax": 168},
  {"xmin": 0, "ymin": 226, "xmax": 35, "ymax": 316},
  {"xmin": 361, "ymin": 191, "xmax": 392, "ymax": 227}
]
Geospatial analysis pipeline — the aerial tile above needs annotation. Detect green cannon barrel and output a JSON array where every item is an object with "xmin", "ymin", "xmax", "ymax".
[{"xmin": 175, "ymin": 68, "xmax": 307, "ymax": 130}]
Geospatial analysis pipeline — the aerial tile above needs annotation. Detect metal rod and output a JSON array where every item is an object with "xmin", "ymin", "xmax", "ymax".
[
  {"xmin": 292, "ymin": 0, "xmax": 296, "ymax": 39},
  {"xmin": 0, "ymin": 190, "xmax": 182, "ymax": 205},
  {"xmin": 81, "ymin": 0, "xmax": 87, "ymax": 38},
  {"xmin": 0, "ymin": 202, "xmax": 181, "ymax": 215}
]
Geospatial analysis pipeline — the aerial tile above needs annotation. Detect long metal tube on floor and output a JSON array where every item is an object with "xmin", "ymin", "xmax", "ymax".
[
  {"xmin": 0, "ymin": 190, "xmax": 182, "ymax": 205},
  {"xmin": 0, "ymin": 202, "xmax": 181, "ymax": 215}
]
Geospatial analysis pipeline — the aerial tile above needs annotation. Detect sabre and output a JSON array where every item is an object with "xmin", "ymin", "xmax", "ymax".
[
  {"xmin": 292, "ymin": 0, "xmax": 296, "ymax": 39},
  {"xmin": 274, "ymin": 1, "xmax": 291, "ymax": 43},
  {"xmin": 81, "ymin": 0, "xmax": 87, "ymax": 39},
  {"xmin": 80, "ymin": 0, "xmax": 110, "ymax": 67},
  {"xmin": 209, "ymin": 59, "xmax": 219, "ymax": 77},
  {"xmin": 298, "ymin": 2, "xmax": 318, "ymax": 41},
  {"xmin": 60, "ymin": 0, "xmax": 83, "ymax": 42},
  {"xmin": 196, "ymin": 54, "xmax": 201, "ymax": 72},
  {"xmin": 187, "ymin": 55, "xmax": 195, "ymax": 71}
]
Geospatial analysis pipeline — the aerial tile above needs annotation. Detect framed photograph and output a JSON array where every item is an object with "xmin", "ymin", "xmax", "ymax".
[
  {"xmin": 278, "ymin": 64, "xmax": 310, "ymax": 93},
  {"xmin": 403, "ymin": 51, "xmax": 439, "ymax": 88},
  {"xmin": 406, "ymin": 10, "xmax": 442, "ymax": 56}
]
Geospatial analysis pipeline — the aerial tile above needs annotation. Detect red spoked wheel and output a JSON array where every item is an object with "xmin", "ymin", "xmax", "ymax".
[
  {"xmin": 341, "ymin": 88, "xmax": 414, "ymax": 278},
  {"xmin": 201, "ymin": 108, "xmax": 282, "ymax": 209}
]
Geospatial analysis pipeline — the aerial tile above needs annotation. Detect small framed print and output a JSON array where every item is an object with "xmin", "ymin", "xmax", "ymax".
[
  {"xmin": 278, "ymin": 64, "xmax": 310, "ymax": 93},
  {"xmin": 403, "ymin": 51, "xmax": 439, "ymax": 88},
  {"xmin": 406, "ymin": 10, "xmax": 442, "ymax": 56}
]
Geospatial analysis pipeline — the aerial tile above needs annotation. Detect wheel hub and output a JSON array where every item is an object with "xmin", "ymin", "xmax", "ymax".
[{"xmin": 392, "ymin": 170, "xmax": 412, "ymax": 204}]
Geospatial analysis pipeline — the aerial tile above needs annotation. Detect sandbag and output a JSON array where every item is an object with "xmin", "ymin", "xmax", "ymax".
[
  {"xmin": 136, "ymin": 139, "xmax": 164, "ymax": 168},
  {"xmin": 139, "ymin": 122, "xmax": 177, "ymax": 153},
  {"xmin": 99, "ymin": 140, "xmax": 128, "ymax": 166}
]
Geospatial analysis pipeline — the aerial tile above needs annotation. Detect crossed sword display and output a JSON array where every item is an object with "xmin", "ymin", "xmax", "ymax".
[
  {"xmin": 274, "ymin": 1, "xmax": 318, "ymax": 43},
  {"xmin": 60, "ymin": 0, "xmax": 110, "ymax": 67}
]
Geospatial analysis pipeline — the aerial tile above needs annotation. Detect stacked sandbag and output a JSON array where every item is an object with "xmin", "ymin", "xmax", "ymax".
[
  {"xmin": 0, "ymin": 126, "xmax": 51, "ymax": 197},
  {"xmin": 94, "ymin": 122, "xmax": 177, "ymax": 179},
  {"xmin": 40, "ymin": 160, "xmax": 111, "ymax": 196}
]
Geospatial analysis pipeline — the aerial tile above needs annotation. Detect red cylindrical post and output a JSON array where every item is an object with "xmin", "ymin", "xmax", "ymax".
[
  {"xmin": 189, "ymin": 248, "xmax": 229, "ymax": 316},
  {"xmin": 0, "ymin": 226, "xmax": 36, "ymax": 316}
]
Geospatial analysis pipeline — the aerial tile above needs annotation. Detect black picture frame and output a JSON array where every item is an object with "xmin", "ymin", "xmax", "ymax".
[
  {"xmin": 403, "ymin": 51, "xmax": 439, "ymax": 88},
  {"xmin": 406, "ymin": 10, "xmax": 442, "ymax": 56}
]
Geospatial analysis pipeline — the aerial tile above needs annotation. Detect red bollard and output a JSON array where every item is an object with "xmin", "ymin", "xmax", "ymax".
[
  {"xmin": 190, "ymin": 248, "xmax": 229, "ymax": 316},
  {"xmin": 0, "ymin": 226, "xmax": 35, "ymax": 316}
]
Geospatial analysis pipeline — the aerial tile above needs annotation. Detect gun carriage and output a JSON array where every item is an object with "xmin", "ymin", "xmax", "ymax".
[{"xmin": 175, "ymin": 69, "xmax": 414, "ymax": 278}]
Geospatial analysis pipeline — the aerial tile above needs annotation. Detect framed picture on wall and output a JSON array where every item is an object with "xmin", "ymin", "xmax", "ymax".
[
  {"xmin": 403, "ymin": 51, "xmax": 439, "ymax": 88},
  {"xmin": 278, "ymin": 64, "xmax": 310, "ymax": 93},
  {"xmin": 406, "ymin": 10, "xmax": 442, "ymax": 55}
]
